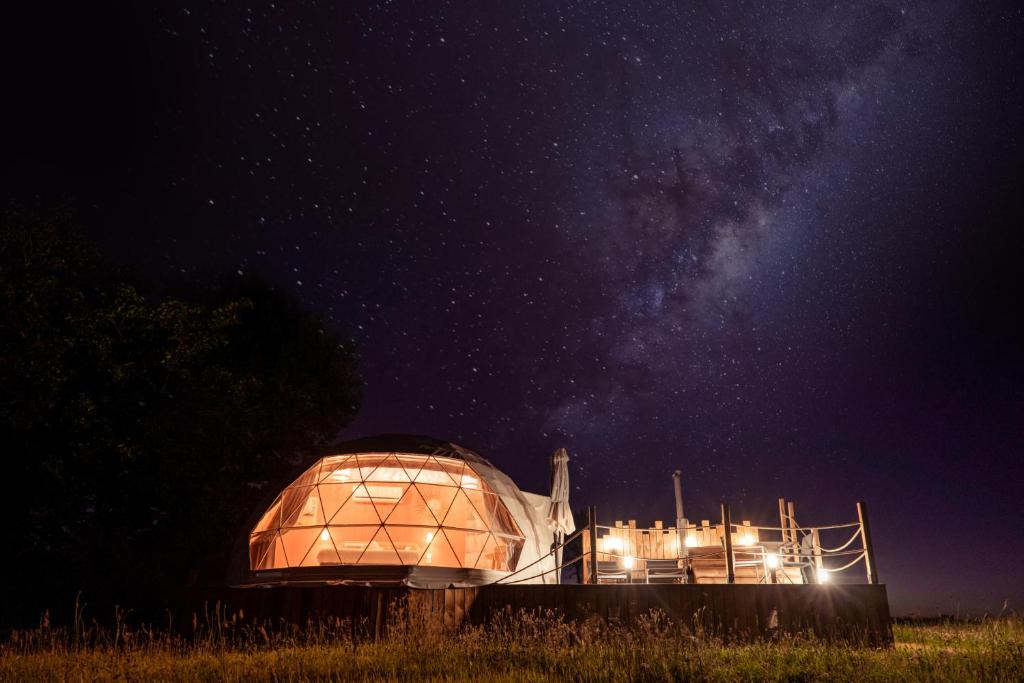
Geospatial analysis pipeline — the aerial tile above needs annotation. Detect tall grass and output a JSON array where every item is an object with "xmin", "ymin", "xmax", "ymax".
[{"xmin": 2, "ymin": 603, "xmax": 1021, "ymax": 682}]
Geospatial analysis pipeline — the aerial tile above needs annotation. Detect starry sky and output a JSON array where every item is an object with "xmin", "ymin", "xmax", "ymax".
[{"xmin": 3, "ymin": 1, "xmax": 1022, "ymax": 615}]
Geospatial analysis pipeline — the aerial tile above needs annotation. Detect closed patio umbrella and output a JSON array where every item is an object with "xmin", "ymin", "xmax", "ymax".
[{"xmin": 546, "ymin": 447, "xmax": 575, "ymax": 583}]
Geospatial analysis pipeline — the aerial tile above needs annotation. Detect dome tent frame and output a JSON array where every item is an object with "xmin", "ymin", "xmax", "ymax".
[{"xmin": 230, "ymin": 435, "xmax": 561, "ymax": 588}]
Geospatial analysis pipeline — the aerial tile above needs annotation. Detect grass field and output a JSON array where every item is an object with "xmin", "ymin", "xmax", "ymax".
[{"xmin": 1, "ymin": 609, "xmax": 1020, "ymax": 682}]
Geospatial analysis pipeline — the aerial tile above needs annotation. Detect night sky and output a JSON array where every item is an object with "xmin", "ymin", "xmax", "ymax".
[{"xmin": 3, "ymin": 1, "xmax": 1022, "ymax": 615}]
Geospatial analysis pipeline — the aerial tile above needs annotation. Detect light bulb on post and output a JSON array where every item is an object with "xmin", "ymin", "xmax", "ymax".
[
  {"xmin": 817, "ymin": 568, "xmax": 830, "ymax": 584},
  {"xmin": 766, "ymin": 553, "xmax": 779, "ymax": 569},
  {"xmin": 621, "ymin": 555, "xmax": 634, "ymax": 570},
  {"xmin": 685, "ymin": 535, "xmax": 698, "ymax": 547}
]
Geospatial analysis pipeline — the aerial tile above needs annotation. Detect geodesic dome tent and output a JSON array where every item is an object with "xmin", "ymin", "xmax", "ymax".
[{"xmin": 232, "ymin": 435, "xmax": 564, "ymax": 588}]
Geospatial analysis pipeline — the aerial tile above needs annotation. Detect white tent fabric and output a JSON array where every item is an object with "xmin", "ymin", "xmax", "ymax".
[
  {"xmin": 546, "ymin": 448, "xmax": 574, "ymax": 534},
  {"xmin": 545, "ymin": 447, "xmax": 574, "ymax": 584}
]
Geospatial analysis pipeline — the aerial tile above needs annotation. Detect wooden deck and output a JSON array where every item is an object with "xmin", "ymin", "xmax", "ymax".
[{"xmin": 186, "ymin": 583, "xmax": 892, "ymax": 645}]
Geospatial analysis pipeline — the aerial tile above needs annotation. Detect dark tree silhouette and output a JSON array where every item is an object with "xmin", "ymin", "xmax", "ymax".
[{"xmin": 0, "ymin": 206, "xmax": 361, "ymax": 621}]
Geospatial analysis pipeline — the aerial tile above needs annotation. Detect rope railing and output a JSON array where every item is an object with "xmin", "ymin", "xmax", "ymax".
[
  {"xmin": 485, "ymin": 527, "xmax": 585, "ymax": 586},
  {"xmin": 816, "ymin": 528, "xmax": 863, "ymax": 553},
  {"xmin": 597, "ymin": 520, "xmax": 861, "ymax": 534},
  {"xmin": 826, "ymin": 552, "xmax": 867, "ymax": 573},
  {"xmin": 498, "ymin": 555, "xmax": 584, "ymax": 585}
]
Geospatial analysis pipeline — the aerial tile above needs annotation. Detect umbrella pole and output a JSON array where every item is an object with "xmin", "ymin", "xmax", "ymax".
[{"xmin": 554, "ymin": 531, "xmax": 564, "ymax": 584}]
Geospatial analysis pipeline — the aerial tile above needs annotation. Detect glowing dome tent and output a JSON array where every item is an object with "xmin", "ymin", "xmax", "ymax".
[{"xmin": 237, "ymin": 435, "xmax": 567, "ymax": 588}]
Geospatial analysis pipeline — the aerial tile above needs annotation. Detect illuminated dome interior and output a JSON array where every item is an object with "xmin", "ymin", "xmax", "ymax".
[{"xmin": 249, "ymin": 451, "xmax": 526, "ymax": 572}]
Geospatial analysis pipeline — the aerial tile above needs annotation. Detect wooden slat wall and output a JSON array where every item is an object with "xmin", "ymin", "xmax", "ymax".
[
  {"xmin": 591, "ymin": 519, "xmax": 763, "ymax": 574},
  {"xmin": 185, "ymin": 584, "xmax": 892, "ymax": 645}
]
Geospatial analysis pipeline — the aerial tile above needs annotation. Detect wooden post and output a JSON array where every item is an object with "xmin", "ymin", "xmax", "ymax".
[
  {"xmin": 778, "ymin": 498, "xmax": 789, "ymax": 558},
  {"xmin": 672, "ymin": 470, "xmax": 685, "ymax": 529},
  {"xmin": 721, "ymin": 503, "xmax": 735, "ymax": 584},
  {"xmin": 588, "ymin": 505, "xmax": 599, "ymax": 585},
  {"xmin": 673, "ymin": 470, "xmax": 689, "ymax": 579},
  {"xmin": 811, "ymin": 528, "xmax": 824, "ymax": 583},
  {"xmin": 857, "ymin": 501, "xmax": 879, "ymax": 584},
  {"xmin": 786, "ymin": 500, "xmax": 798, "ymax": 561}
]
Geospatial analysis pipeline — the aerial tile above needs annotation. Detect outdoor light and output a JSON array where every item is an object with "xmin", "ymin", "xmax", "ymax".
[
  {"xmin": 738, "ymin": 533, "xmax": 755, "ymax": 546},
  {"xmin": 766, "ymin": 553, "xmax": 779, "ymax": 569},
  {"xmin": 817, "ymin": 568, "xmax": 830, "ymax": 584},
  {"xmin": 320, "ymin": 529, "xmax": 331, "ymax": 542},
  {"xmin": 685, "ymin": 535, "xmax": 698, "ymax": 547},
  {"xmin": 621, "ymin": 555, "xmax": 635, "ymax": 569}
]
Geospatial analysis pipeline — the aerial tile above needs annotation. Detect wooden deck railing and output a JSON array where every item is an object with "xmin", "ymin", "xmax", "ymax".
[{"xmin": 581, "ymin": 499, "xmax": 878, "ymax": 586}]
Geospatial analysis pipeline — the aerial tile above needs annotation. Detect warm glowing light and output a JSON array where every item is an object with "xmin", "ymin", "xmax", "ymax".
[
  {"xmin": 352, "ymin": 484, "xmax": 403, "ymax": 501},
  {"xmin": 320, "ymin": 529, "xmax": 330, "ymax": 542},
  {"xmin": 766, "ymin": 553, "xmax": 779, "ymax": 569},
  {"xmin": 685, "ymin": 535, "xmax": 698, "ymax": 547},
  {"xmin": 738, "ymin": 533, "xmax": 755, "ymax": 546},
  {"xmin": 621, "ymin": 555, "xmax": 635, "ymax": 569},
  {"xmin": 817, "ymin": 568, "xmax": 830, "ymax": 583}
]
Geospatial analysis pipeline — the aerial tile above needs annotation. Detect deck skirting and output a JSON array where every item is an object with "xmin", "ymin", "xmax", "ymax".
[{"xmin": 185, "ymin": 583, "xmax": 892, "ymax": 645}]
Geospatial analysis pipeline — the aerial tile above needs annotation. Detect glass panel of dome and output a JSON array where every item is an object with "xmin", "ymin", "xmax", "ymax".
[
  {"xmin": 249, "ymin": 530, "xmax": 276, "ymax": 570},
  {"xmin": 473, "ymin": 533, "xmax": 509, "ymax": 571},
  {"xmin": 394, "ymin": 454, "xmax": 427, "ymax": 482},
  {"xmin": 384, "ymin": 526, "xmax": 436, "ymax": 565},
  {"xmin": 356, "ymin": 527, "xmax": 402, "ymax": 565},
  {"xmin": 317, "ymin": 455, "xmax": 354, "ymax": 483},
  {"xmin": 285, "ymin": 461, "xmax": 323, "ymax": 489},
  {"xmin": 493, "ymin": 534, "xmax": 525, "ymax": 570},
  {"xmin": 263, "ymin": 531, "xmax": 288, "ymax": 568},
  {"xmin": 443, "ymin": 529, "xmax": 489, "ymax": 568},
  {"xmin": 328, "ymin": 525, "xmax": 379, "ymax": 564},
  {"xmin": 440, "ymin": 489, "xmax": 489, "ymax": 532},
  {"xmin": 353, "ymin": 453, "xmax": 391, "ymax": 481},
  {"xmin": 412, "ymin": 457, "xmax": 460, "ymax": 486},
  {"xmin": 252, "ymin": 494, "xmax": 282, "ymax": 534},
  {"xmin": 280, "ymin": 486, "xmax": 320, "ymax": 527},
  {"xmin": 362, "ymin": 482, "xmax": 408, "ymax": 523},
  {"xmin": 300, "ymin": 527, "xmax": 340, "ymax": 566},
  {"xmin": 410, "ymin": 483, "xmax": 459, "ymax": 525},
  {"xmin": 460, "ymin": 489, "xmax": 498, "ymax": 531},
  {"xmin": 381, "ymin": 484, "xmax": 434, "ymax": 526},
  {"xmin": 326, "ymin": 486, "xmax": 385, "ymax": 525},
  {"xmin": 482, "ymin": 492, "xmax": 524, "ymax": 537},
  {"xmin": 459, "ymin": 469, "xmax": 483, "ymax": 490},
  {"xmin": 361, "ymin": 454, "xmax": 412, "ymax": 483},
  {"xmin": 433, "ymin": 456, "xmax": 466, "ymax": 486},
  {"xmin": 417, "ymin": 529, "xmax": 461, "ymax": 568},
  {"xmin": 280, "ymin": 527, "xmax": 322, "ymax": 567},
  {"xmin": 318, "ymin": 482, "xmax": 360, "ymax": 522}
]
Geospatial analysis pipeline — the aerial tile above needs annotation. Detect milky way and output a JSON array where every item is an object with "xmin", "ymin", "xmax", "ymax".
[{"xmin": 4, "ymin": 0, "xmax": 1021, "ymax": 614}]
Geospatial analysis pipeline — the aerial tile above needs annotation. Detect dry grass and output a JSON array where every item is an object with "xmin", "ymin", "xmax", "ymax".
[{"xmin": 1, "ymin": 605, "xmax": 1021, "ymax": 682}]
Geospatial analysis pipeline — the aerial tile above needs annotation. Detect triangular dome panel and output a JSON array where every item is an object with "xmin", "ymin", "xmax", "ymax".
[
  {"xmin": 328, "ymin": 525, "xmax": 379, "ymax": 564},
  {"xmin": 417, "ymin": 529, "xmax": 461, "ymax": 568},
  {"xmin": 357, "ymin": 527, "xmax": 402, "ymax": 565}
]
